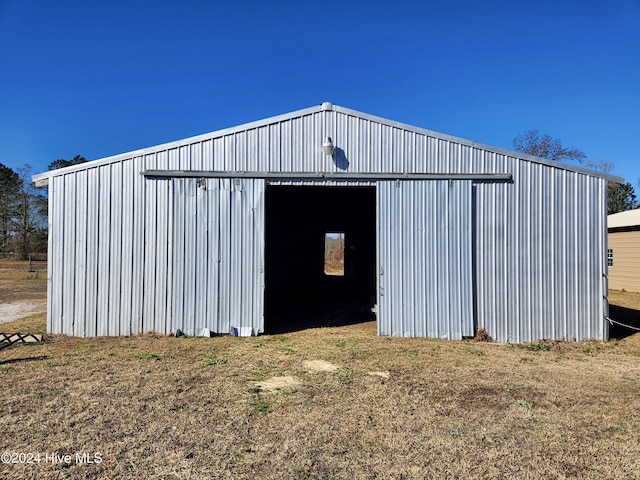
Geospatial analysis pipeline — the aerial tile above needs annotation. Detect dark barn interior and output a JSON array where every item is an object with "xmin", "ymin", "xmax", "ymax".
[{"xmin": 264, "ymin": 185, "xmax": 377, "ymax": 333}]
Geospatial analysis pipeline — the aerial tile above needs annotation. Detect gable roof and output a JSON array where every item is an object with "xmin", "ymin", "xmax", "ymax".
[
  {"xmin": 33, "ymin": 102, "xmax": 625, "ymax": 186},
  {"xmin": 608, "ymin": 209, "xmax": 640, "ymax": 229}
]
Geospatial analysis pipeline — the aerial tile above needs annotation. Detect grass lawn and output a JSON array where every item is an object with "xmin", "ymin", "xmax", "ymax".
[
  {"xmin": 0, "ymin": 259, "xmax": 47, "ymax": 303},
  {"xmin": 1, "ymin": 261, "xmax": 639, "ymax": 479}
]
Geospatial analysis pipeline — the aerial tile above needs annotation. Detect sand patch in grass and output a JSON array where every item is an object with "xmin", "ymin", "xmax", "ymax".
[
  {"xmin": 302, "ymin": 359, "xmax": 340, "ymax": 372},
  {"xmin": 255, "ymin": 376, "xmax": 301, "ymax": 392}
]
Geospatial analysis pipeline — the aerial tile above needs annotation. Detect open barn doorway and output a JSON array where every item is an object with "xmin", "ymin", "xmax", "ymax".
[{"xmin": 264, "ymin": 185, "xmax": 377, "ymax": 333}]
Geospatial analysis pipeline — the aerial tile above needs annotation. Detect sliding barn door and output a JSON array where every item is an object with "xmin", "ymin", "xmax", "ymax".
[
  {"xmin": 377, "ymin": 180, "xmax": 473, "ymax": 339},
  {"xmin": 172, "ymin": 178, "xmax": 265, "ymax": 335}
]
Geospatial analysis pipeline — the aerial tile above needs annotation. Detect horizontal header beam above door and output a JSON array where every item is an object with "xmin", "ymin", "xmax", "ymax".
[{"xmin": 142, "ymin": 171, "xmax": 512, "ymax": 182}]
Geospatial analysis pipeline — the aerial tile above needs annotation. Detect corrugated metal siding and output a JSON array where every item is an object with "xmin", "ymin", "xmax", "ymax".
[
  {"xmin": 171, "ymin": 178, "xmax": 265, "ymax": 335},
  {"xmin": 47, "ymin": 159, "xmax": 174, "ymax": 336},
  {"xmin": 44, "ymin": 104, "xmax": 609, "ymax": 341},
  {"xmin": 474, "ymin": 162, "xmax": 607, "ymax": 342},
  {"xmin": 378, "ymin": 180, "xmax": 473, "ymax": 339}
]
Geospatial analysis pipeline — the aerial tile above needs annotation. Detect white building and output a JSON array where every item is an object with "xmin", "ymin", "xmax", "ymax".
[{"xmin": 33, "ymin": 102, "xmax": 622, "ymax": 342}]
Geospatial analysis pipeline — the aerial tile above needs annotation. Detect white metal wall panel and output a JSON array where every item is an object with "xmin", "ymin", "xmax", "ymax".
[
  {"xmin": 378, "ymin": 180, "xmax": 473, "ymax": 339},
  {"xmin": 205, "ymin": 180, "xmax": 221, "ymax": 334},
  {"xmin": 130, "ymin": 156, "xmax": 146, "ymax": 334},
  {"xmin": 153, "ymin": 152, "xmax": 167, "ymax": 335},
  {"xmin": 85, "ymin": 169, "xmax": 99, "ymax": 336},
  {"xmin": 108, "ymin": 162, "xmax": 122, "ymax": 336},
  {"xmin": 47, "ymin": 176, "xmax": 63, "ymax": 334},
  {"xmin": 72, "ymin": 170, "xmax": 86, "ymax": 337},
  {"xmin": 473, "ymin": 163, "xmax": 607, "ymax": 342},
  {"xmin": 171, "ymin": 178, "xmax": 265, "ymax": 335},
  {"xmin": 41, "ymin": 103, "xmax": 611, "ymax": 341},
  {"xmin": 119, "ymin": 158, "xmax": 134, "ymax": 336},
  {"xmin": 46, "ymin": 160, "xmax": 174, "ymax": 337},
  {"xmin": 96, "ymin": 166, "xmax": 110, "ymax": 336},
  {"xmin": 61, "ymin": 173, "xmax": 76, "ymax": 336},
  {"xmin": 143, "ymin": 156, "xmax": 158, "ymax": 334}
]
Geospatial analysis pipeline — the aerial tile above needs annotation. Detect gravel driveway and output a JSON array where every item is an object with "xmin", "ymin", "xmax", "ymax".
[{"xmin": 0, "ymin": 301, "xmax": 47, "ymax": 325}]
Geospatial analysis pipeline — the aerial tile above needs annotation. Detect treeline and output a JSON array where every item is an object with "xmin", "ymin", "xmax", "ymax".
[
  {"xmin": 325, "ymin": 234, "xmax": 345, "ymax": 262},
  {"xmin": 0, "ymin": 156, "xmax": 86, "ymax": 260},
  {"xmin": 0, "ymin": 164, "xmax": 47, "ymax": 258},
  {"xmin": 513, "ymin": 130, "xmax": 638, "ymax": 215}
]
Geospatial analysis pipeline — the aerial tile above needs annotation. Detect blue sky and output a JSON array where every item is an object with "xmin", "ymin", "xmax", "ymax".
[{"xmin": 1, "ymin": 0, "xmax": 639, "ymax": 186}]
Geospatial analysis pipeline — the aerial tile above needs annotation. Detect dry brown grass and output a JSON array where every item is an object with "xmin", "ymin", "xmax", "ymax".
[
  {"xmin": 609, "ymin": 289, "xmax": 640, "ymax": 310},
  {"xmin": 0, "ymin": 259, "xmax": 47, "ymax": 303},
  {"xmin": 1, "ymin": 314, "xmax": 639, "ymax": 479},
  {"xmin": 324, "ymin": 260, "xmax": 345, "ymax": 276},
  {"xmin": 2, "ymin": 313, "xmax": 47, "ymax": 335},
  {"xmin": 1, "ymin": 265, "xmax": 640, "ymax": 478}
]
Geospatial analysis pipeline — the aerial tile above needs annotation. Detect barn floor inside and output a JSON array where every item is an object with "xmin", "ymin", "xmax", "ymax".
[
  {"xmin": 264, "ymin": 185, "xmax": 377, "ymax": 334},
  {"xmin": 265, "ymin": 301, "xmax": 376, "ymax": 334}
]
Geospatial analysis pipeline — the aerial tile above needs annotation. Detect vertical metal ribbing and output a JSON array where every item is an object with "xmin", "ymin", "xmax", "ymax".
[
  {"xmin": 42, "ymin": 105, "xmax": 611, "ymax": 341},
  {"xmin": 378, "ymin": 180, "xmax": 473, "ymax": 339},
  {"xmin": 171, "ymin": 177, "xmax": 265, "ymax": 336}
]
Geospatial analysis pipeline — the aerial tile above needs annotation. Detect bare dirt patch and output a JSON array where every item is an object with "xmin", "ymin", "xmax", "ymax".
[
  {"xmin": 0, "ymin": 301, "xmax": 47, "ymax": 325},
  {"xmin": 0, "ymin": 260, "xmax": 47, "ymax": 326},
  {"xmin": 255, "ymin": 376, "xmax": 301, "ymax": 392},
  {"xmin": 302, "ymin": 359, "xmax": 340, "ymax": 372}
]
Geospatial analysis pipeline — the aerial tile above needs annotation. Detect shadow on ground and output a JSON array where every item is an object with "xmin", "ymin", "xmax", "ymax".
[
  {"xmin": 0, "ymin": 355, "xmax": 49, "ymax": 365},
  {"xmin": 266, "ymin": 301, "xmax": 376, "ymax": 334},
  {"xmin": 609, "ymin": 304, "xmax": 640, "ymax": 340}
]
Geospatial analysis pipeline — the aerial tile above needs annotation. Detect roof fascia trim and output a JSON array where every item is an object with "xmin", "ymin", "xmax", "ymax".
[{"xmin": 142, "ymin": 170, "xmax": 512, "ymax": 182}]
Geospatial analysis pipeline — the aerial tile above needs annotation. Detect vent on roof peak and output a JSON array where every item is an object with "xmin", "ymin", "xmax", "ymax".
[{"xmin": 320, "ymin": 102, "xmax": 334, "ymax": 111}]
